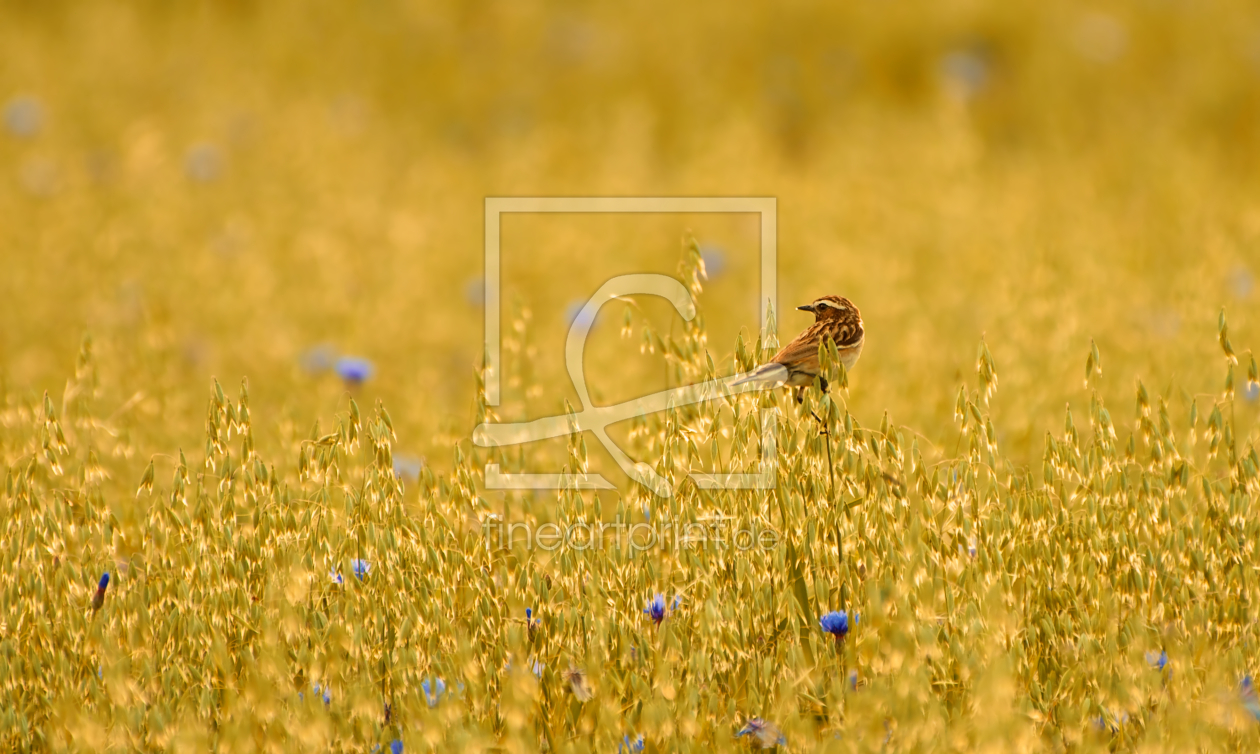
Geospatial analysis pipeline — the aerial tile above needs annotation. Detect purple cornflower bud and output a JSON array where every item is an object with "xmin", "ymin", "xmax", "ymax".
[
  {"xmin": 643, "ymin": 594, "xmax": 667, "ymax": 625},
  {"xmin": 91, "ymin": 573, "xmax": 109, "ymax": 612}
]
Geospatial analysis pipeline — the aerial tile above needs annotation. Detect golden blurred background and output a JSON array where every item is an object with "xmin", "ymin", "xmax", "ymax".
[{"xmin": 2, "ymin": 0, "xmax": 1258, "ymax": 488}]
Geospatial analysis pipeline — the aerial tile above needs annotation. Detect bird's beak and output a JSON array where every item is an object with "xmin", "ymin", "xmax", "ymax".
[{"xmin": 796, "ymin": 304, "xmax": 815, "ymax": 313}]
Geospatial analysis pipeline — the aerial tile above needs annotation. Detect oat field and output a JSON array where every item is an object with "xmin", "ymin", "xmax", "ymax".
[{"xmin": 3, "ymin": 2, "xmax": 1260, "ymax": 752}]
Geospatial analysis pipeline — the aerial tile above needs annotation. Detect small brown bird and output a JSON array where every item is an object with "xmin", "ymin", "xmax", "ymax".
[
  {"xmin": 733, "ymin": 295, "xmax": 864, "ymax": 399},
  {"xmin": 564, "ymin": 667, "xmax": 594, "ymax": 702}
]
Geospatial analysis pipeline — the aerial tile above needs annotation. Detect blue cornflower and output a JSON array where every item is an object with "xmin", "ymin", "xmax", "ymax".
[
  {"xmin": 392, "ymin": 454, "xmax": 423, "ymax": 483},
  {"xmin": 299, "ymin": 344, "xmax": 337, "ymax": 374},
  {"xmin": 736, "ymin": 718, "xmax": 785, "ymax": 748},
  {"xmin": 1146, "ymin": 650, "xmax": 1168, "ymax": 671},
  {"xmin": 300, "ymin": 684, "xmax": 331, "ymax": 706},
  {"xmin": 1245, "ymin": 381, "xmax": 1260, "ymax": 403},
  {"xmin": 671, "ymin": 595, "xmax": 681, "ymax": 611},
  {"xmin": 619, "ymin": 734, "xmax": 645, "ymax": 753},
  {"xmin": 819, "ymin": 610, "xmax": 856, "ymax": 642},
  {"xmin": 699, "ymin": 245, "xmax": 726, "ymax": 280},
  {"xmin": 329, "ymin": 559, "xmax": 370, "ymax": 584},
  {"xmin": 335, "ymin": 356, "xmax": 374, "ymax": 385},
  {"xmin": 370, "ymin": 741, "xmax": 403, "ymax": 754},
  {"xmin": 1232, "ymin": 265, "xmax": 1255, "ymax": 300},
  {"xmin": 4, "ymin": 96, "xmax": 43, "ymax": 138},
  {"xmin": 185, "ymin": 143, "xmax": 223, "ymax": 182},
  {"xmin": 91, "ymin": 572, "xmax": 109, "ymax": 612},
  {"xmin": 526, "ymin": 607, "xmax": 541, "ymax": 637},
  {"xmin": 644, "ymin": 594, "xmax": 667, "ymax": 625},
  {"xmin": 503, "ymin": 656, "xmax": 544, "ymax": 679},
  {"xmin": 1242, "ymin": 676, "xmax": 1260, "ymax": 721},
  {"xmin": 565, "ymin": 300, "xmax": 596, "ymax": 330},
  {"xmin": 422, "ymin": 677, "xmax": 446, "ymax": 707},
  {"xmin": 1093, "ymin": 710, "xmax": 1129, "ymax": 734},
  {"xmin": 940, "ymin": 49, "xmax": 990, "ymax": 99}
]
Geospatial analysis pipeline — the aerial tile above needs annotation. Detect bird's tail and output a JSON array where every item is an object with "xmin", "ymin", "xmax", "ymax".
[{"xmin": 730, "ymin": 362, "xmax": 790, "ymax": 388}]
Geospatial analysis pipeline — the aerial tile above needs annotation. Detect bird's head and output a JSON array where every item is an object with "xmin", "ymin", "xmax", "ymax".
[{"xmin": 797, "ymin": 295, "xmax": 859, "ymax": 323}]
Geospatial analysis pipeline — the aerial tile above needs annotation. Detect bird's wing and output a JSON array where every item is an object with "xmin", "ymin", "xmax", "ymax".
[
  {"xmin": 770, "ymin": 334, "xmax": 821, "ymax": 375},
  {"xmin": 731, "ymin": 362, "xmax": 790, "ymax": 387}
]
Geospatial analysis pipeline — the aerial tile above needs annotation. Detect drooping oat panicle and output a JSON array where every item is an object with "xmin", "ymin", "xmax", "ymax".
[
  {"xmin": 976, "ymin": 336, "xmax": 998, "ymax": 404},
  {"xmin": 1219, "ymin": 308, "xmax": 1238, "ymax": 365},
  {"xmin": 1085, "ymin": 338, "xmax": 1102, "ymax": 388}
]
